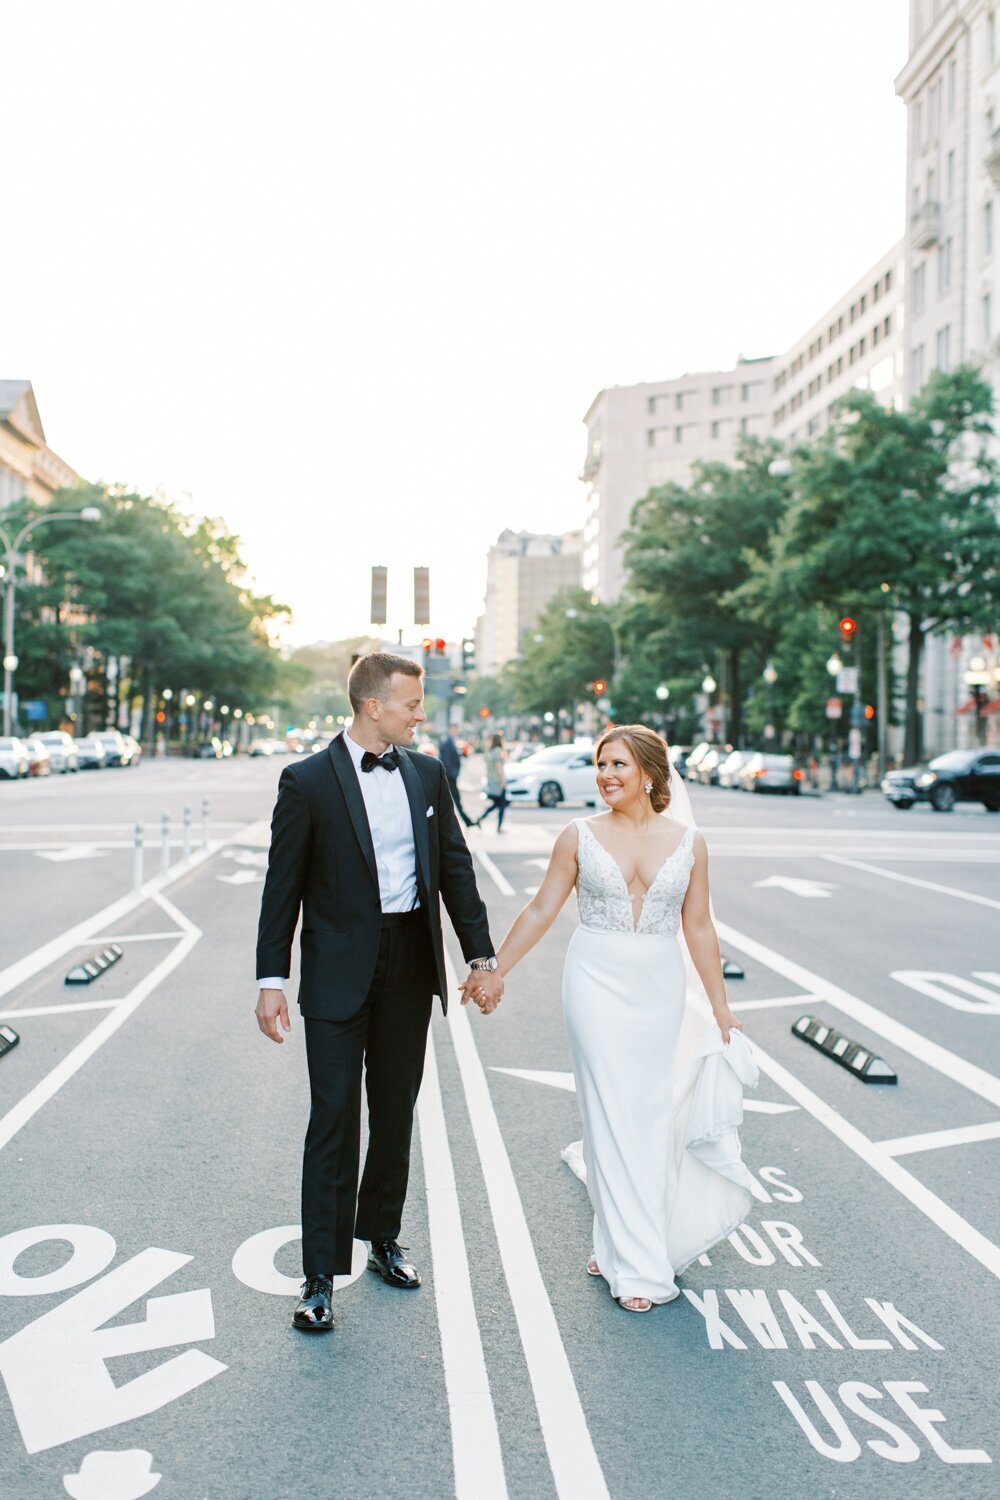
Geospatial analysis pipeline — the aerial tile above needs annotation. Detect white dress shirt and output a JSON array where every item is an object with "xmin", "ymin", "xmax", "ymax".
[{"xmin": 258, "ymin": 731, "xmax": 420, "ymax": 992}]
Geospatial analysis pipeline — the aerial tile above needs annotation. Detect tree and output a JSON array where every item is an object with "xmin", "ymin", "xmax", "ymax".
[
  {"xmin": 509, "ymin": 588, "xmax": 615, "ymax": 723},
  {"xmin": 774, "ymin": 368, "xmax": 1000, "ymax": 761},
  {"xmin": 620, "ymin": 440, "xmax": 790, "ymax": 743}
]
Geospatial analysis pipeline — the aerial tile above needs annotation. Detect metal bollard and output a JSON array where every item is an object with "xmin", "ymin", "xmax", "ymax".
[
  {"xmin": 161, "ymin": 812, "xmax": 171, "ymax": 878},
  {"xmin": 201, "ymin": 797, "xmax": 209, "ymax": 848},
  {"xmin": 182, "ymin": 805, "xmax": 192, "ymax": 862},
  {"xmin": 133, "ymin": 822, "xmax": 144, "ymax": 892}
]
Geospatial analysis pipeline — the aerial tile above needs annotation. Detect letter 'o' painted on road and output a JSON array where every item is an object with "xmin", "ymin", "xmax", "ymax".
[
  {"xmin": 231, "ymin": 1226, "xmax": 367, "ymax": 1295},
  {"xmin": 0, "ymin": 1225, "xmax": 116, "ymax": 1296}
]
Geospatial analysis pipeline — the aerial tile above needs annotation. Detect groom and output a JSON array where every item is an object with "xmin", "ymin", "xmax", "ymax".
[{"xmin": 255, "ymin": 651, "xmax": 503, "ymax": 1332}]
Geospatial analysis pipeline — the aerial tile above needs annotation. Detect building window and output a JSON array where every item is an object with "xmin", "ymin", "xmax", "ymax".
[
  {"xmin": 948, "ymin": 56, "xmax": 957, "ymax": 116},
  {"xmin": 916, "ymin": 100, "xmax": 924, "ymax": 148},
  {"xmin": 936, "ymin": 324, "xmax": 952, "ymax": 370},
  {"xmin": 985, "ymin": 200, "xmax": 994, "ymax": 255},
  {"xmin": 675, "ymin": 425, "xmax": 684, "ymax": 443},
  {"xmin": 860, "ymin": 293, "xmax": 867, "ymax": 314},
  {"xmin": 947, "ymin": 149, "xmax": 955, "ymax": 202},
  {"xmin": 740, "ymin": 416, "xmax": 750, "ymax": 433},
  {"xmin": 937, "ymin": 237, "xmax": 953, "ymax": 294},
  {"xmin": 711, "ymin": 420, "xmax": 721, "ymax": 438},
  {"xmin": 872, "ymin": 323, "xmax": 881, "ymax": 347},
  {"xmin": 984, "ymin": 292, "xmax": 992, "ymax": 344},
  {"xmin": 990, "ymin": 9, "xmax": 997, "ymax": 64},
  {"xmin": 859, "ymin": 336, "xmax": 867, "ymax": 355},
  {"xmin": 911, "ymin": 343, "xmax": 926, "ymax": 390},
  {"xmin": 647, "ymin": 396, "xmax": 656, "ymax": 415},
  {"xmin": 884, "ymin": 315, "xmax": 892, "ymax": 337},
  {"xmin": 884, "ymin": 269, "xmax": 892, "ymax": 293},
  {"xmin": 912, "ymin": 262, "xmax": 926, "ymax": 316}
]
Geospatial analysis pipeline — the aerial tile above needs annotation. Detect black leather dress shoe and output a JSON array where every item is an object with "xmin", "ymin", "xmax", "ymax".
[
  {"xmin": 368, "ymin": 1240, "xmax": 421, "ymax": 1288},
  {"xmin": 293, "ymin": 1275, "xmax": 334, "ymax": 1331}
]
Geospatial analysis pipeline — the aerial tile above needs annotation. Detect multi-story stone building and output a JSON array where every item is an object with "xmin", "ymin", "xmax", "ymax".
[
  {"xmin": 896, "ymin": 0, "xmax": 1000, "ymax": 750},
  {"xmin": 475, "ymin": 528, "xmax": 582, "ymax": 677},
  {"xmin": 0, "ymin": 381, "xmax": 80, "ymax": 509}
]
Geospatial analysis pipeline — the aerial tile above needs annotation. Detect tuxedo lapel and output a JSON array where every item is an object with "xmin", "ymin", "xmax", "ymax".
[
  {"xmin": 328, "ymin": 734, "xmax": 379, "ymax": 894},
  {"xmin": 397, "ymin": 751, "xmax": 431, "ymax": 903}
]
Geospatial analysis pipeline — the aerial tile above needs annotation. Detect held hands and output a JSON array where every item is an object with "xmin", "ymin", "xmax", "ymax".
[
  {"xmin": 256, "ymin": 988, "xmax": 291, "ymax": 1043},
  {"xmin": 459, "ymin": 968, "xmax": 504, "ymax": 1015},
  {"xmin": 713, "ymin": 1003, "xmax": 744, "ymax": 1045}
]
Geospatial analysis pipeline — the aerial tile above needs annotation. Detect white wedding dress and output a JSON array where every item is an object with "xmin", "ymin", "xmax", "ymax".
[{"xmin": 561, "ymin": 781, "xmax": 757, "ymax": 1305}]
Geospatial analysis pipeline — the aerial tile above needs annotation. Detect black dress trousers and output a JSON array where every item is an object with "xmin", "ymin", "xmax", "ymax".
[{"xmin": 300, "ymin": 910, "xmax": 436, "ymax": 1277}]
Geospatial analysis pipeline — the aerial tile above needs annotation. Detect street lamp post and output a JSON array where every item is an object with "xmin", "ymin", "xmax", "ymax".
[
  {"xmin": 762, "ymin": 661, "xmax": 777, "ymax": 747},
  {"xmin": 655, "ymin": 682, "xmax": 670, "ymax": 738},
  {"xmin": 0, "ymin": 506, "xmax": 100, "ymax": 735},
  {"xmin": 701, "ymin": 673, "xmax": 717, "ymax": 743}
]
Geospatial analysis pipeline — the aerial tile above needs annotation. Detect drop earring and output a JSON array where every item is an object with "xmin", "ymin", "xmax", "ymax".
[{"xmin": 644, "ymin": 781, "xmax": 653, "ymax": 793}]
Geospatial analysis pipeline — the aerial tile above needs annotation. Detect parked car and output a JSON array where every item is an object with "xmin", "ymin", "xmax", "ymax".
[
  {"xmin": 248, "ymin": 739, "xmax": 273, "ymax": 757},
  {"xmin": 93, "ymin": 730, "xmax": 130, "ymax": 767},
  {"xmin": 23, "ymin": 737, "xmax": 52, "ymax": 776},
  {"xmin": 684, "ymin": 742, "xmax": 713, "ymax": 783},
  {"xmin": 696, "ymin": 747, "xmax": 726, "ymax": 786},
  {"xmin": 503, "ymin": 744, "xmax": 598, "ymax": 808},
  {"xmin": 882, "ymin": 748, "xmax": 1000, "ymax": 812},
  {"xmin": 74, "ymin": 736, "xmax": 107, "ymax": 770},
  {"xmin": 194, "ymin": 738, "xmax": 224, "ymax": 759},
  {"xmin": 122, "ymin": 734, "xmax": 142, "ymax": 765},
  {"xmin": 38, "ymin": 730, "xmax": 79, "ymax": 773},
  {"xmin": 0, "ymin": 737, "xmax": 30, "ymax": 779},
  {"xmin": 669, "ymin": 745, "xmax": 691, "ymax": 778},
  {"xmin": 739, "ymin": 752, "xmax": 803, "ymax": 794},
  {"xmin": 718, "ymin": 749, "xmax": 754, "ymax": 789}
]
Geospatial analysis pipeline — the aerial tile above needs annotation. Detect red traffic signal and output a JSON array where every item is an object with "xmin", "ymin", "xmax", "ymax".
[
  {"xmin": 435, "ymin": 638, "xmax": 446, "ymax": 655},
  {"xmin": 864, "ymin": 704, "xmax": 876, "ymax": 720},
  {"xmin": 839, "ymin": 617, "xmax": 857, "ymax": 641}
]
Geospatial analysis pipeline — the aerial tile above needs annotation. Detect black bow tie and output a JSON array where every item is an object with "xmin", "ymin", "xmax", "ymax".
[{"xmin": 361, "ymin": 748, "xmax": 399, "ymax": 774}]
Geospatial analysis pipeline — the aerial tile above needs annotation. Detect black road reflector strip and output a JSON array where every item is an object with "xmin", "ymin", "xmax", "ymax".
[
  {"xmin": 722, "ymin": 958, "xmax": 745, "ymax": 980},
  {"xmin": 65, "ymin": 944, "xmax": 124, "ymax": 986},
  {"xmin": 0, "ymin": 1026, "xmax": 19, "ymax": 1058},
  {"xmin": 792, "ymin": 1014, "xmax": 897, "ymax": 1084}
]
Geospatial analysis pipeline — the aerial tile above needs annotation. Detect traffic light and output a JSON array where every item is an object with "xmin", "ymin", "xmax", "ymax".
[
  {"xmin": 864, "ymin": 704, "xmax": 876, "ymax": 720},
  {"xmin": 370, "ymin": 566, "xmax": 387, "ymax": 626},
  {"xmin": 414, "ymin": 567, "xmax": 430, "ymax": 626},
  {"xmin": 462, "ymin": 638, "xmax": 476, "ymax": 673},
  {"xmin": 435, "ymin": 638, "xmax": 446, "ymax": 656},
  {"xmin": 421, "ymin": 637, "xmax": 432, "ymax": 660},
  {"xmin": 589, "ymin": 679, "xmax": 607, "ymax": 695},
  {"xmin": 839, "ymin": 617, "xmax": 857, "ymax": 642}
]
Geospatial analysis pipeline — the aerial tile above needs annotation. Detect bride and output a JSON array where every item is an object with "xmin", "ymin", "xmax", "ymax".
[{"xmin": 464, "ymin": 724, "xmax": 757, "ymax": 1313}]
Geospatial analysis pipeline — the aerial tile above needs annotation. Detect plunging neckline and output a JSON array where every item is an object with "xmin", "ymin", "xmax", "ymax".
[{"xmin": 578, "ymin": 818, "xmax": 692, "ymax": 932}]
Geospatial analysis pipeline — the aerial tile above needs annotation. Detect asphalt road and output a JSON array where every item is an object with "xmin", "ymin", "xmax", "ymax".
[{"xmin": 0, "ymin": 755, "xmax": 998, "ymax": 1499}]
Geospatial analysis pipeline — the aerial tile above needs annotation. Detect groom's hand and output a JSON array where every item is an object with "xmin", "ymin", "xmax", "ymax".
[
  {"xmin": 459, "ymin": 969, "xmax": 504, "ymax": 1015},
  {"xmin": 256, "ymin": 987, "xmax": 291, "ymax": 1043}
]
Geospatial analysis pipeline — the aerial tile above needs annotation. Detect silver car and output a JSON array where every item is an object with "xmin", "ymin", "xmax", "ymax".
[
  {"xmin": 74, "ymin": 736, "xmax": 107, "ymax": 770},
  {"xmin": 38, "ymin": 730, "xmax": 79, "ymax": 773},
  {"xmin": 718, "ymin": 749, "xmax": 753, "ymax": 789},
  {"xmin": 0, "ymin": 737, "xmax": 30, "ymax": 779},
  {"xmin": 739, "ymin": 752, "xmax": 803, "ymax": 794}
]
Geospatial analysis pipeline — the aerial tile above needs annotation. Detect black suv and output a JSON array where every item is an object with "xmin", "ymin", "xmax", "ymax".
[{"xmin": 882, "ymin": 748, "xmax": 1000, "ymax": 812}]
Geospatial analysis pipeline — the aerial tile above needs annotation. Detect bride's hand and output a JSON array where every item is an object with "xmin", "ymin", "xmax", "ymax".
[{"xmin": 714, "ymin": 1005, "xmax": 744, "ymax": 1044}]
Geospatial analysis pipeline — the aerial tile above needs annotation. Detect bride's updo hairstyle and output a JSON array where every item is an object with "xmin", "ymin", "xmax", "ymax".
[{"xmin": 594, "ymin": 724, "xmax": 672, "ymax": 814}]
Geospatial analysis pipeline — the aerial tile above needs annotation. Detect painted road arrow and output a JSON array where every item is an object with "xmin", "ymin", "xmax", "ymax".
[
  {"xmin": 753, "ymin": 875, "xmax": 839, "ymax": 899},
  {"xmin": 216, "ymin": 870, "xmax": 263, "ymax": 885},
  {"xmin": 35, "ymin": 846, "xmax": 108, "ymax": 863}
]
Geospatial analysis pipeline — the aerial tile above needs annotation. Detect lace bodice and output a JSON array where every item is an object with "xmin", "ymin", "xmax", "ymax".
[{"xmin": 575, "ymin": 818, "xmax": 695, "ymax": 936}]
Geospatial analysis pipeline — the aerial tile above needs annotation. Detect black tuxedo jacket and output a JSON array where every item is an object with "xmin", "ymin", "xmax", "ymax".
[{"xmin": 255, "ymin": 732, "xmax": 494, "ymax": 1020}]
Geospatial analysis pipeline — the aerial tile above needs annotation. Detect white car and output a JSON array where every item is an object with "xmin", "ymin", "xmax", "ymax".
[
  {"xmin": 0, "ymin": 737, "xmax": 30, "ymax": 779},
  {"xmin": 503, "ymin": 744, "xmax": 599, "ymax": 809},
  {"xmin": 38, "ymin": 730, "xmax": 79, "ymax": 773}
]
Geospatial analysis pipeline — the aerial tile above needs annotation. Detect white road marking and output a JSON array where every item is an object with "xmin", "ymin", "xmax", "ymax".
[
  {"xmin": 876, "ymin": 1120, "xmax": 1000, "ymax": 1157},
  {"xmin": 418, "ymin": 1024, "xmax": 506, "ymax": 1498},
  {"xmin": 744, "ymin": 1033, "xmax": 1000, "ymax": 1280},
  {"xmin": 473, "ymin": 850, "xmax": 515, "ymax": 897},
  {"xmin": 0, "ymin": 891, "xmax": 199, "ymax": 1154},
  {"xmin": 445, "ymin": 955, "xmax": 609, "ymax": 1499},
  {"xmin": 216, "ymin": 870, "xmax": 262, "ymax": 885},
  {"xmin": 489, "ymin": 1067, "xmax": 798, "ymax": 1114},
  {"xmin": 0, "ymin": 1000, "xmax": 120, "ymax": 1020},
  {"xmin": 87, "ymin": 932, "xmax": 182, "ymax": 944},
  {"xmin": 34, "ymin": 845, "xmax": 107, "ymax": 863},
  {"xmin": 714, "ymin": 918, "xmax": 1000, "ymax": 1110},
  {"xmin": 731, "ymin": 994, "xmax": 816, "ymax": 1012},
  {"xmin": 753, "ymin": 876, "xmax": 839, "ymax": 898},
  {"xmin": 0, "ymin": 840, "xmax": 220, "ymax": 1002},
  {"xmin": 824, "ymin": 854, "xmax": 1000, "ymax": 910},
  {"xmin": 891, "ymin": 971, "xmax": 1000, "ymax": 1015}
]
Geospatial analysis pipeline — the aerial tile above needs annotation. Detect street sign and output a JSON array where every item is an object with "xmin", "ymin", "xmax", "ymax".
[
  {"xmin": 836, "ymin": 667, "xmax": 858, "ymax": 693},
  {"xmin": 825, "ymin": 697, "xmax": 842, "ymax": 719},
  {"xmin": 24, "ymin": 699, "xmax": 46, "ymax": 721}
]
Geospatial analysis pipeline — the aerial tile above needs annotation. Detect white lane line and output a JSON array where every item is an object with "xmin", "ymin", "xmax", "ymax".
[
  {"xmin": 0, "ymin": 835, "xmax": 228, "ymax": 1002},
  {"xmin": 417, "ymin": 1025, "xmax": 506, "ymax": 1499},
  {"xmin": 731, "ymin": 994, "xmax": 815, "ymax": 1012},
  {"xmin": 473, "ymin": 850, "xmax": 515, "ymax": 897},
  {"xmin": 714, "ymin": 918, "xmax": 1000, "ymax": 1110},
  {"xmin": 445, "ymin": 956, "xmax": 609, "ymax": 1500},
  {"xmin": 86, "ymin": 932, "xmax": 182, "ymax": 944},
  {"xmin": 824, "ymin": 854, "xmax": 1000, "ymax": 910},
  {"xmin": 0, "ymin": 891, "xmax": 199, "ymax": 1154},
  {"xmin": 877, "ymin": 1120, "xmax": 1000, "ymax": 1157},
  {"xmin": 0, "ymin": 1000, "xmax": 120, "ymax": 1020},
  {"xmin": 746, "ymin": 1034, "xmax": 1000, "ymax": 1280}
]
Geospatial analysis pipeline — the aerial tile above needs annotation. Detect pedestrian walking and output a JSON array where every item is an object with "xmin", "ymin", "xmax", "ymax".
[
  {"xmin": 474, "ymin": 730, "xmax": 508, "ymax": 832},
  {"xmin": 254, "ymin": 652, "xmax": 503, "ymax": 1334},
  {"xmin": 439, "ymin": 723, "xmax": 473, "ymax": 827}
]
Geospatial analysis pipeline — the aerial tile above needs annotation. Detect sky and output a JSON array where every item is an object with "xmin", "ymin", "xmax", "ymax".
[{"xmin": 0, "ymin": 0, "xmax": 909, "ymax": 649}]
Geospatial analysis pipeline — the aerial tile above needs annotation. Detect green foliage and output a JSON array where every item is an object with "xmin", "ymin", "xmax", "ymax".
[{"xmin": 509, "ymin": 588, "xmax": 615, "ymax": 717}]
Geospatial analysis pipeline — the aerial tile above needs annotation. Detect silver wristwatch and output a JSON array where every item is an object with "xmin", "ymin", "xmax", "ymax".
[{"xmin": 469, "ymin": 956, "xmax": 499, "ymax": 972}]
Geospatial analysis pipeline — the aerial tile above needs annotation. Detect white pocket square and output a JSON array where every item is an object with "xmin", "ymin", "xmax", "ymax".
[{"xmin": 426, "ymin": 806, "xmax": 434, "ymax": 818}]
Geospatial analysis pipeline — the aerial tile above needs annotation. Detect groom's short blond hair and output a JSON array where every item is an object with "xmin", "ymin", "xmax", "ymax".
[{"xmin": 348, "ymin": 652, "xmax": 423, "ymax": 713}]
